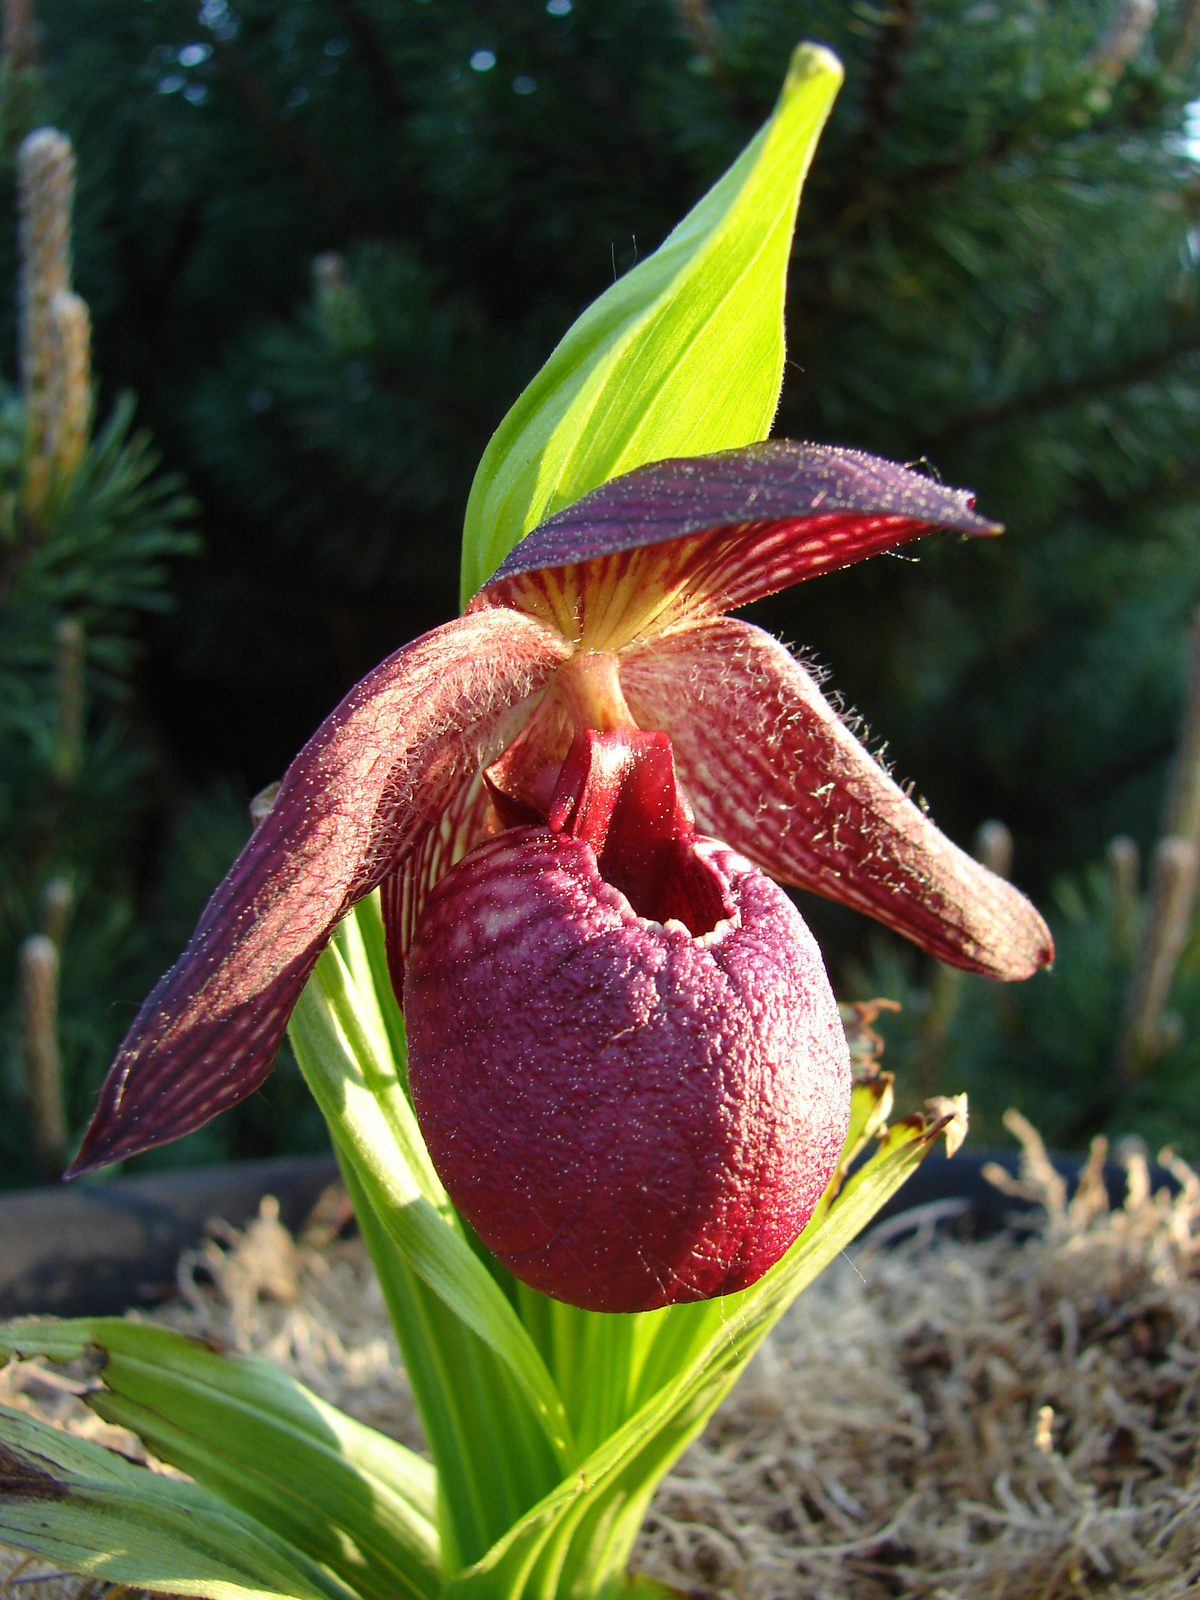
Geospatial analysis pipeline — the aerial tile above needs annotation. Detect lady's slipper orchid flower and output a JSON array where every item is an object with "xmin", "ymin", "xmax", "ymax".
[{"xmin": 69, "ymin": 441, "xmax": 1052, "ymax": 1310}]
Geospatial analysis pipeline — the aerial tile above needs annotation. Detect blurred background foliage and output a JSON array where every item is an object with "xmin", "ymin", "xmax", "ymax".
[{"xmin": 5, "ymin": 0, "xmax": 1200, "ymax": 1181}]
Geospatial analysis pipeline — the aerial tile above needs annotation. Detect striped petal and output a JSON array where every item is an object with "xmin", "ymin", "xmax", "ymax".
[
  {"xmin": 69, "ymin": 610, "xmax": 568, "ymax": 1175},
  {"xmin": 379, "ymin": 767, "xmax": 498, "ymax": 995},
  {"xmin": 620, "ymin": 616, "xmax": 1052, "ymax": 979},
  {"xmin": 475, "ymin": 442, "xmax": 998, "ymax": 653}
]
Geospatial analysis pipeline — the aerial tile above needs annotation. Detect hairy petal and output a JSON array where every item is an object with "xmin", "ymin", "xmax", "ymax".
[
  {"xmin": 70, "ymin": 611, "xmax": 569, "ymax": 1175},
  {"xmin": 475, "ymin": 443, "xmax": 998, "ymax": 652},
  {"xmin": 621, "ymin": 617, "xmax": 1053, "ymax": 980}
]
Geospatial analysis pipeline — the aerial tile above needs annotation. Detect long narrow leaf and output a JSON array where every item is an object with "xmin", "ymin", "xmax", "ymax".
[
  {"xmin": 0, "ymin": 1404, "xmax": 356, "ymax": 1600},
  {"xmin": 0, "ymin": 1318, "xmax": 440, "ymax": 1600},
  {"xmin": 341, "ymin": 903, "xmax": 648, "ymax": 1506},
  {"xmin": 349, "ymin": 889, "xmax": 410, "ymax": 1090},
  {"xmin": 325, "ymin": 909, "xmax": 449, "ymax": 1214}
]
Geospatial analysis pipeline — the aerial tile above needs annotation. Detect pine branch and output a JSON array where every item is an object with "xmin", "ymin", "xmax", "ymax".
[
  {"xmin": 1115, "ymin": 834, "xmax": 1198, "ymax": 1080},
  {"xmin": 475, "ymin": 0, "xmax": 664, "ymax": 153},
  {"xmin": 1163, "ymin": 610, "xmax": 1200, "ymax": 846},
  {"xmin": 19, "ymin": 932, "xmax": 66, "ymax": 1173},
  {"xmin": 670, "ymin": 0, "xmax": 721, "ymax": 67},
  {"xmin": 328, "ymin": 0, "xmax": 428, "ymax": 238},
  {"xmin": 329, "ymin": 0, "xmax": 404, "ymax": 119},
  {"xmin": 1108, "ymin": 836, "xmax": 1141, "ymax": 960},
  {"xmin": 824, "ymin": 10, "xmax": 1106, "ymax": 233},
  {"xmin": 17, "ymin": 127, "xmax": 92, "ymax": 530},
  {"xmin": 928, "ymin": 327, "xmax": 1200, "ymax": 448},
  {"xmin": 2, "ymin": 0, "xmax": 36, "ymax": 72},
  {"xmin": 1167, "ymin": 0, "xmax": 1200, "ymax": 73},
  {"xmin": 831, "ymin": 0, "xmax": 922, "ymax": 224},
  {"xmin": 842, "ymin": 7, "xmax": 1175, "ymax": 227}
]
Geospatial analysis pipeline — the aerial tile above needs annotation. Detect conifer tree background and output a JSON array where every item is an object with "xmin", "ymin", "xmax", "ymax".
[{"xmin": 7, "ymin": 0, "xmax": 1200, "ymax": 1170}]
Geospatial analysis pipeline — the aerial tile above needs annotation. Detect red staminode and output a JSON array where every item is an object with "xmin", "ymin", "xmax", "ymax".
[{"xmin": 403, "ymin": 728, "xmax": 852, "ymax": 1313}]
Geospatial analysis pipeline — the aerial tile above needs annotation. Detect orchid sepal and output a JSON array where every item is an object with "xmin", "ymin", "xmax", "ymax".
[{"xmin": 474, "ymin": 441, "xmax": 1000, "ymax": 654}]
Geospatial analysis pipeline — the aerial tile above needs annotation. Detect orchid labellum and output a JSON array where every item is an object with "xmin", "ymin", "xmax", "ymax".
[{"xmin": 70, "ymin": 441, "xmax": 1052, "ymax": 1313}]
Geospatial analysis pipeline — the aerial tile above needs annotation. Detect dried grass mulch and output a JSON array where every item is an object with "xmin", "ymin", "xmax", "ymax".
[{"xmin": 2, "ymin": 1119, "xmax": 1198, "ymax": 1600}]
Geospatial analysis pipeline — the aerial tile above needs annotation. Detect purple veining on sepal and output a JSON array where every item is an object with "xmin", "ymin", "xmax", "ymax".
[{"xmin": 622, "ymin": 616, "xmax": 1054, "ymax": 981}]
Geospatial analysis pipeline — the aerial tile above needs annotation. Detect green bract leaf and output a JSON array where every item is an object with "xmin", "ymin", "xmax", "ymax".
[
  {"xmin": 0, "ymin": 1318, "xmax": 440, "ymax": 1600},
  {"xmin": 459, "ymin": 41, "xmax": 843, "ymax": 602},
  {"xmin": 0, "ymin": 1404, "xmax": 355, "ymax": 1600}
]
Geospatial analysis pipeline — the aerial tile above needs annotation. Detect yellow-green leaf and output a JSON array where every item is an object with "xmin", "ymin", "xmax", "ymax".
[{"xmin": 287, "ymin": 926, "xmax": 577, "ymax": 1479}]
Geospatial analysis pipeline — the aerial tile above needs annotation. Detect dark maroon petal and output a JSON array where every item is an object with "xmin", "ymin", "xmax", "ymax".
[
  {"xmin": 69, "ymin": 611, "xmax": 569, "ymax": 1176},
  {"xmin": 474, "ymin": 442, "xmax": 999, "ymax": 649},
  {"xmin": 621, "ymin": 617, "xmax": 1053, "ymax": 980}
]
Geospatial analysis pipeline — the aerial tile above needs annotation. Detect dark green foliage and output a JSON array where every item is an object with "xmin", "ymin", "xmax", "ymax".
[
  {"xmin": 1, "ymin": 398, "xmax": 194, "ymax": 699},
  {"xmin": 9, "ymin": 0, "xmax": 1200, "ymax": 1160}
]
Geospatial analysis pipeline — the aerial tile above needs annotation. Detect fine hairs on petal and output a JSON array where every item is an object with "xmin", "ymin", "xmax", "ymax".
[
  {"xmin": 621, "ymin": 616, "xmax": 1053, "ymax": 981},
  {"xmin": 485, "ymin": 442, "xmax": 1000, "ymax": 593},
  {"xmin": 475, "ymin": 443, "xmax": 1001, "ymax": 653}
]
